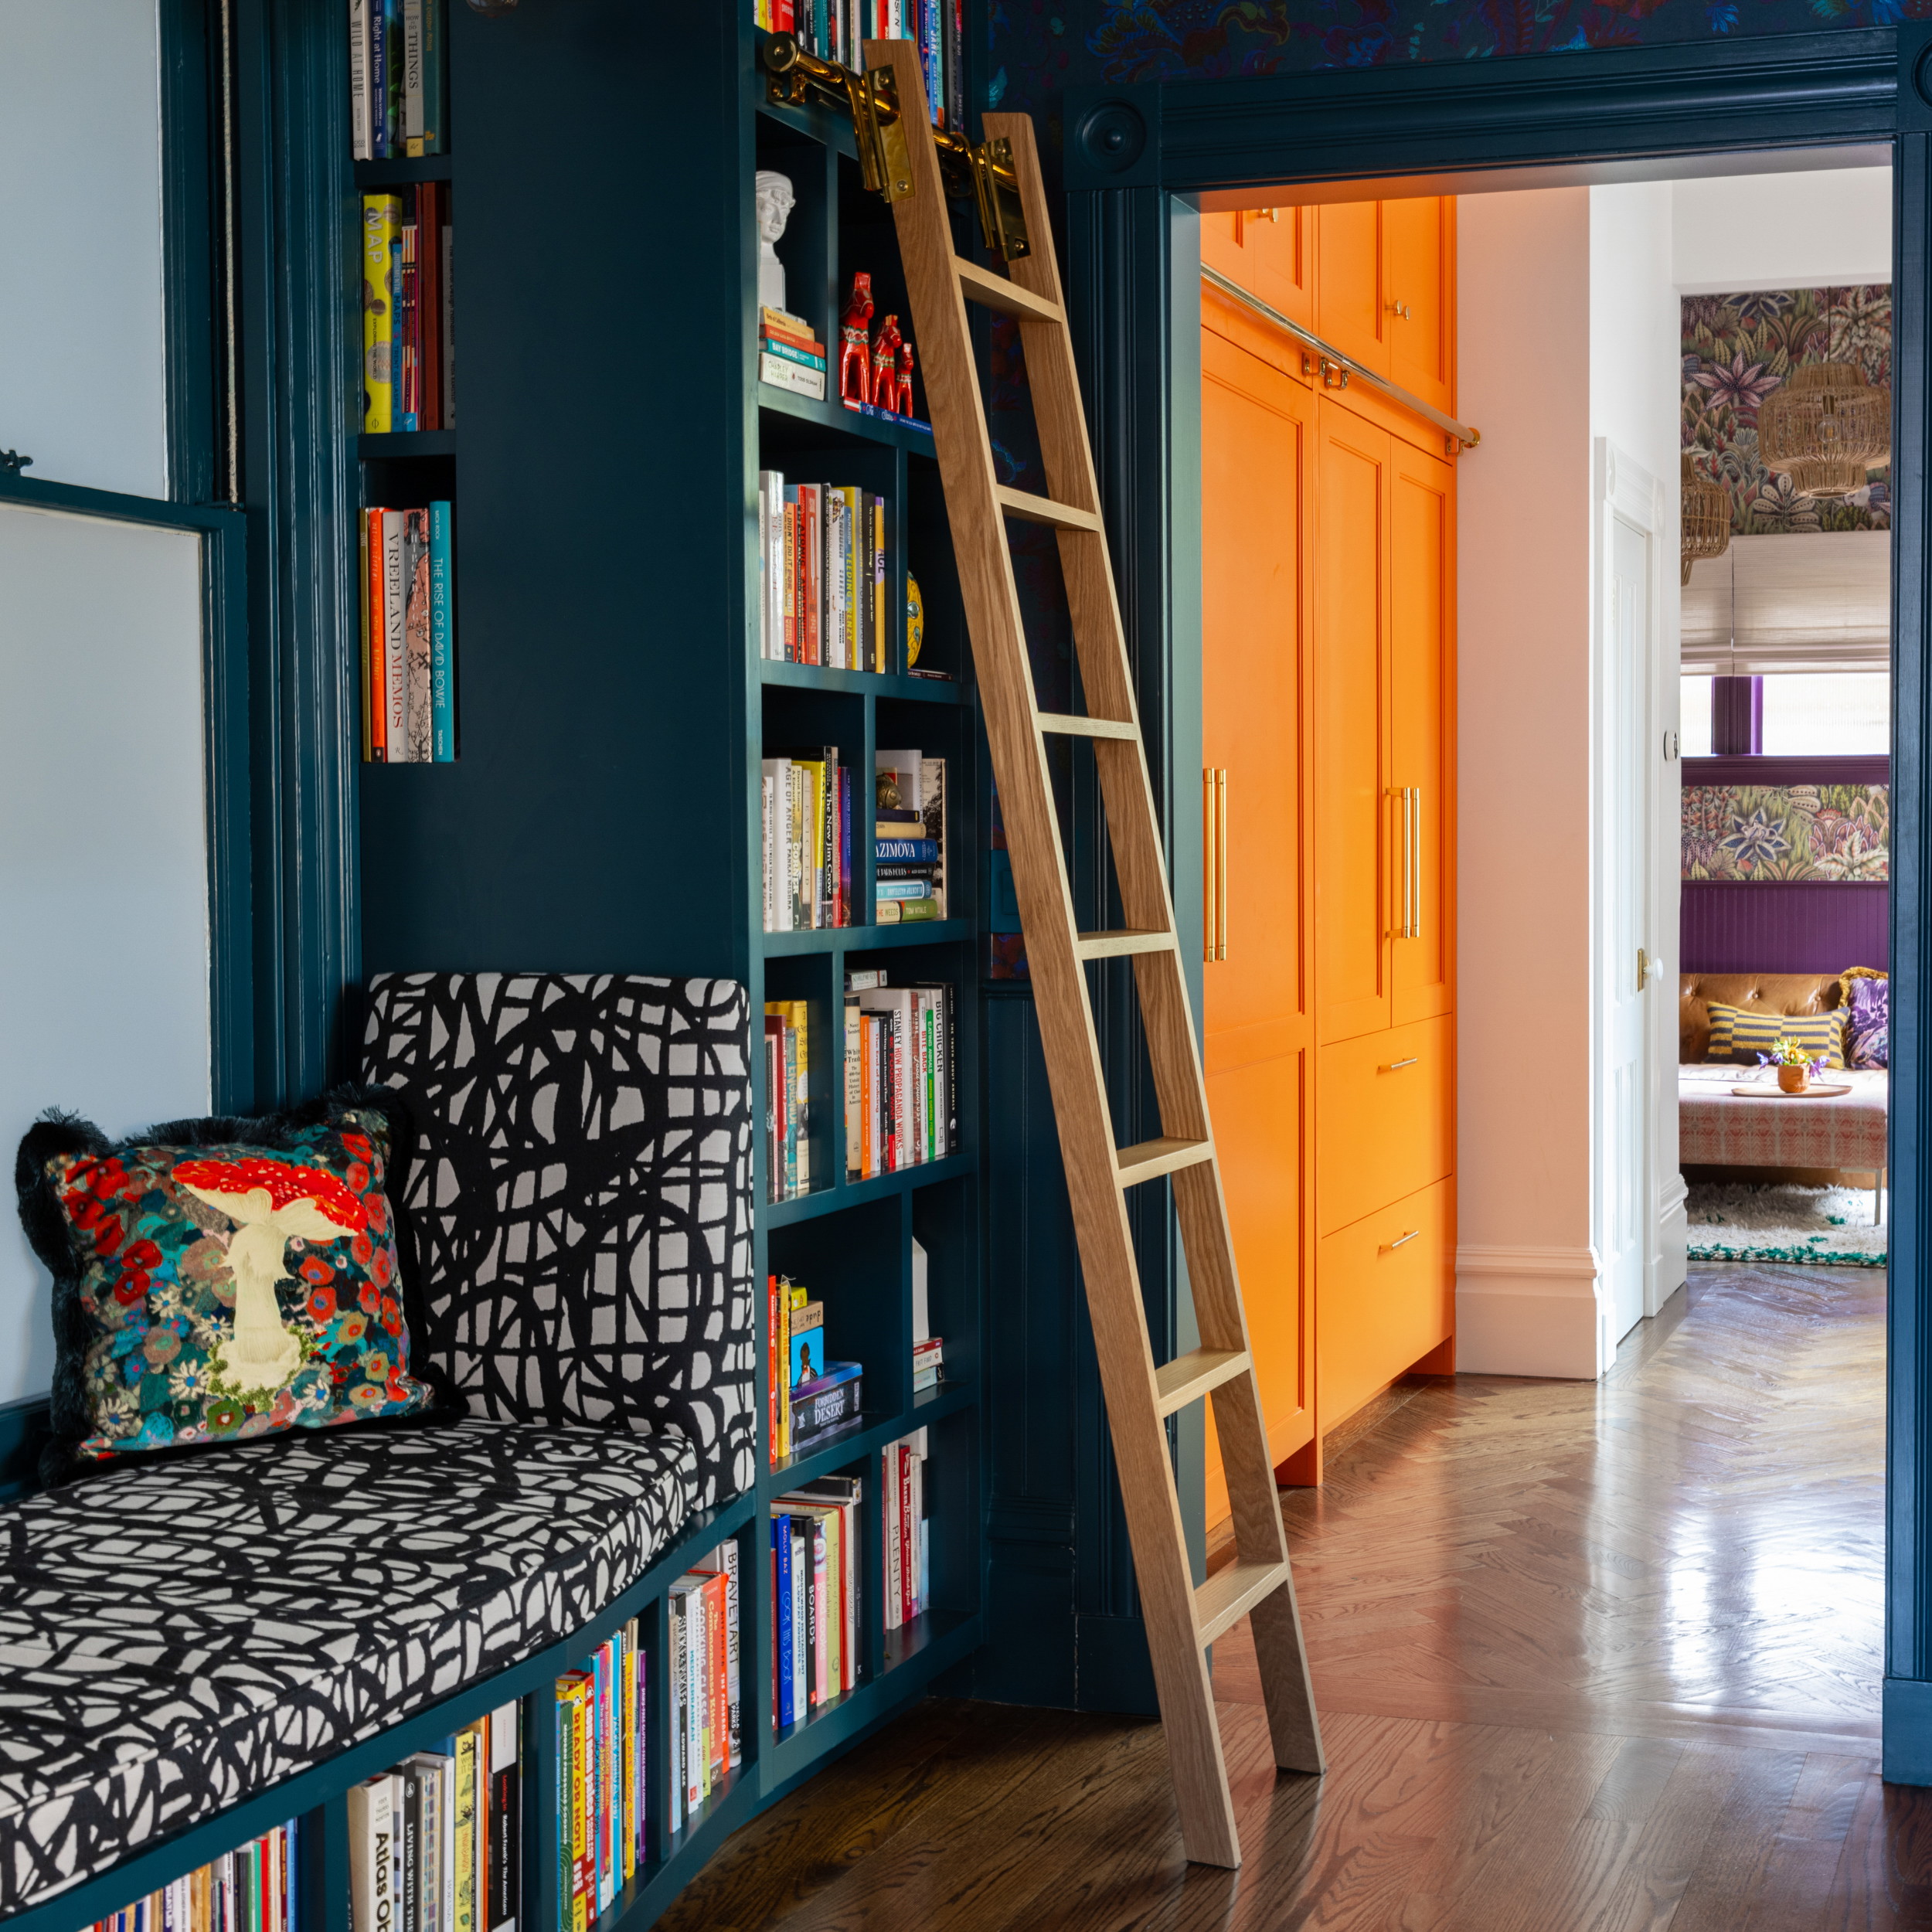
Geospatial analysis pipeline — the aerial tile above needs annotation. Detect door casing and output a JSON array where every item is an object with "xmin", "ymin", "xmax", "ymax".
[{"xmin": 1062, "ymin": 25, "xmax": 1932, "ymax": 1781}]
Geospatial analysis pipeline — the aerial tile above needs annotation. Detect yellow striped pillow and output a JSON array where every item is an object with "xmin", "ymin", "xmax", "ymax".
[{"xmin": 1705, "ymin": 1001, "xmax": 1845, "ymax": 1070}]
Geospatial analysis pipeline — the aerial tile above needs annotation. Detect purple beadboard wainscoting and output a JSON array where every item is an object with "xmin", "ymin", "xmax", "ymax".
[
  {"xmin": 1680, "ymin": 753, "xmax": 1889, "ymax": 975},
  {"xmin": 1680, "ymin": 882, "xmax": 1888, "ymax": 973}
]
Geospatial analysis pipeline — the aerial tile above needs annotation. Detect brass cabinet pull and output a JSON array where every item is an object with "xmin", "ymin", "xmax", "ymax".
[
  {"xmin": 1388, "ymin": 786, "xmax": 1422, "ymax": 940},
  {"xmin": 1383, "ymin": 1229, "xmax": 1421, "ymax": 1252},
  {"xmin": 1383, "ymin": 1056, "xmax": 1419, "ymax": 1072},
  {"xmin": 1202, "ymin": 767, "xmax": 1228, "ymax": 963}
]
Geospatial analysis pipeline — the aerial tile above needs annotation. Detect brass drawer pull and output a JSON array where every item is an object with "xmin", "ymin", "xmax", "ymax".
[
  {"xmin": 1384, "ymin": 1056, "xmax": 1419, "ymax": 1072},
  {"xmin": 1383, "ymin": 1229, "xmax": 1421, "ymax": 1252}
]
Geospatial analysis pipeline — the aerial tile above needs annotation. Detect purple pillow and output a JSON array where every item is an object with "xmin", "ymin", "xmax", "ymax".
[{"xmin": 1847, "ymin": 976, "xmax": 1889, "ymax": 1069}]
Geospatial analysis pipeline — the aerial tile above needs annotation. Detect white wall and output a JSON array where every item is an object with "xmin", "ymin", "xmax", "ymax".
[
  {"xmin": 1456, "ymin": 189, "xmax": 1603, "ymax": 1377},
  {"xmin": 0, "ymin": 0, "xmax": 169, "ymax": 498},
  {"xmin": 1672, "ymin": 167, "xmax": 1892, "ymax": 294},
  {"xmin": 0, "ymin": 503, "xmax": 211, "ymax": 1403}
]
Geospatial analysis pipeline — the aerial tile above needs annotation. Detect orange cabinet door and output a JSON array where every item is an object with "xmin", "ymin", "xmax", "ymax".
[
  {"xmin": 1313, "ymin": 399, "xmax": 1392, "ymax": 1046},
  {"xmin": 1390, "ymin": 439, "xmax": 1455, "ymax": 1026},
  {"xmin": 1383, "ymin": 196, "xmax": 1454, "ymax": 417},
  {"xmin": 1315, "ymin": 200, "xmax": 1387, "ymax": 378},
  {"xmin": 1317, "ymin": 1177, "xmax": 1454, "ymax": 1429},
  {"xmin": 1315, "ymin": 1015, "xmax": 1454, "ymax": 1236},
  {"xmin": 1201, "ymin": 327, "xmax": 1315, "ymax": 1517},
  {"xmin": 1202, "ymin": 207, "xmax": 1314, "ymax": 382}
]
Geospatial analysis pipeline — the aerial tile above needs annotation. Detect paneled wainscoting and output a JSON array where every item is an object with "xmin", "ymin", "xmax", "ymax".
[{"xmin": 655, "ymin": 1261, "xmax": 1920, "ymax": 1929}]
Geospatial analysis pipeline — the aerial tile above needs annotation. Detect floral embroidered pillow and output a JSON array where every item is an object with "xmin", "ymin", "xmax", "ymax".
[
  {"xmin": 18, "ymin": 1099, "xmax": 439, "ymax": 1476},
  {"xmin": 1847, "ymin": 975, "xmax": 1889, "ymax": 1070}
]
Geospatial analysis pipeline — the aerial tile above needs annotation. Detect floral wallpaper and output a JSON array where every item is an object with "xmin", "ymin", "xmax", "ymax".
[
  {"xmin": 1682, "ymin": 286, "xmax": 1892, "ymax": 533},
  {"xmin": 986, "ymin": 1, "xmax": 1926, "ymax": 125},
  {"xmin": 1682, "ymin": 783, "xmax": 1889, "ymax": 881}
]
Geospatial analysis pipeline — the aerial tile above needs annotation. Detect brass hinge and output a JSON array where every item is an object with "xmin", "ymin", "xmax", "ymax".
[{"xmin": 760, "ymin": 36, "xmax": 1029, "ymax": 261}]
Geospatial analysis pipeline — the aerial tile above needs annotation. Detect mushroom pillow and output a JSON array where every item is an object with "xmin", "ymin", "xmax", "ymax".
[{"xmin": 16, "ymin": 1091, "xmax": 443, "ymax": 1482}]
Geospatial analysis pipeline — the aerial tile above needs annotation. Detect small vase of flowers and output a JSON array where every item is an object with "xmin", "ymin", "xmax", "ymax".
[{"xmin": 1760, "ymin": 1036, "xmax": 1827, "ymax": 1094}]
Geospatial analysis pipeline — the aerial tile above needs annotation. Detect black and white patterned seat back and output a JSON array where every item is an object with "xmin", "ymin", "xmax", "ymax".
[{"xmin": 362, "ymin": 973, "xmax": 756, "ymax": 1507}]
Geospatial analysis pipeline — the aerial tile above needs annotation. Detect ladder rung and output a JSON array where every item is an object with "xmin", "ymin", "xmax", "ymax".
[
  {"xmin": 1196, "ymin": 1560, "xmax": 1292, "ymax": 1648},
  {"xmin": 1037, "ymin": 712, "xmax": 1138, "ymax": 741},
  {"xmin": 1115, "ymin": 1137, "xmax": 1214, "ymax": 1187},
  {"xmin": 1155, "ymin": 1347, "xmax": 1251, "ymax": 1418},
  {"xmin": 1076, "ymin": 928, "xmax": 1175, "ymax": 961},
  {"xmin": 995, "ymin": 485, "xmax": 1103, "ymax": 533},
  {"xmin": 954, "ymin": 256, "xmax": 1065, "ymax": 325}
]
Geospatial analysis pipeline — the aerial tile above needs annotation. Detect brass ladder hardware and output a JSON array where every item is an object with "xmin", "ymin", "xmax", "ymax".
[
  {"xmin": 1205, "ymin": 261, "xmax": 1481, "ymax": 454},
  {"xmin": 866, "ymin": 39, "xmax": 1322, "ymax": 1869},
  {"xmin": 759, "ymin": 34, "xmax": 1030, "ymax": 262}
]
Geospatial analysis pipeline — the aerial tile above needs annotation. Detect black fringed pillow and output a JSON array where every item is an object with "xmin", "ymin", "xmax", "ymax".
[{"xmin": 16, "ymin": 1091, "xmax": 444, "ymax": 1482}]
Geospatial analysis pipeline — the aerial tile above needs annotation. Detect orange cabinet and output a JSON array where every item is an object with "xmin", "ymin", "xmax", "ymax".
[
  {"xmin": 1315, "ymin": 1015, "xmax": 1453, "ymax": 1236},
  {"xmin": 1314, "ymin": 1178, "xmax": 1454, "ymax": 1430},
  {"xmin": 1202, "ymin": 205, "xmax": 1314, "ymax": 374},
  {"xmin": 1201, "ymin": 192, "xmax": 1456, "ymax": 1505},
  {"xmin": 1200, "ymin": 327, "xmax": 1316, "ymax": 1519}
]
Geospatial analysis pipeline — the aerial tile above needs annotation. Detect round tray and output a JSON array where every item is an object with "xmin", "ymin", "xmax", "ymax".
[{"xmin": 1730, "ymin": 1081, "xmax": 1853, "ymax": 1099}]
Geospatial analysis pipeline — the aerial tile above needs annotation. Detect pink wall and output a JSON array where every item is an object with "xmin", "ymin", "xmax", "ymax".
[{"xmin": 1456, "ymin": 189, "xmax": 1601, "ymax": 1375}]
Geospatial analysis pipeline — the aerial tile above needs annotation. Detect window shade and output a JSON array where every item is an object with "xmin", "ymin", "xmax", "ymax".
[{"xmin": 1680, "ymin": 530, "xmax": 1890, "ymax": 674}]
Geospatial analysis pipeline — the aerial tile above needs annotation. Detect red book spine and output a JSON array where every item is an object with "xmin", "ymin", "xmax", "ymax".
[
  {"xmin": 366, "ymin": 507, "xmax": 388, "ymax": 760},
  {"xmin": 899, "ymin": 1446, "xmax": 914, "ymax": 1626},
  {"xmin": 417, "ymin": 184, "xmax": 442, "ymax": 430}
]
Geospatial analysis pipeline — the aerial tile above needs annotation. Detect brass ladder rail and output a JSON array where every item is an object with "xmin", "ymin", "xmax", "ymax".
[{"xmin": 866, "ymin": 38, "xmax": 1325, "ymax": 1866}]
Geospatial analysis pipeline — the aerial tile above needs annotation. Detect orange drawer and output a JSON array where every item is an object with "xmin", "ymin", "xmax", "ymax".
[
  {"xmin": 1316, "ymin": 1176, "xmax": 1454, "ymax": 1427},
  {"xmin": 1315, "ymin": 1015, "xmax": 1452, "ymax": 1236}
]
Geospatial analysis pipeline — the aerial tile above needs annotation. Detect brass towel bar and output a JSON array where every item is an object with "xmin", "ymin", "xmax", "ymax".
[{"xmin": 1200, "ymin": 262, "xmax": 1481, "ymax": 454}]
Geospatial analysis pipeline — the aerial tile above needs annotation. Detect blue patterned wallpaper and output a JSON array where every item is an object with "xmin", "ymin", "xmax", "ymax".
[{"xmin": 987, "ymin": 0, "xmax": 1921, "ymax": 122}]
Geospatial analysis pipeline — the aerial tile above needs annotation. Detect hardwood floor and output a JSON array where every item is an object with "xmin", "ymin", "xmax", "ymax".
[{"xmin": 660, "ymin": 1264, "xmax": 1932, "ymax": 1930}]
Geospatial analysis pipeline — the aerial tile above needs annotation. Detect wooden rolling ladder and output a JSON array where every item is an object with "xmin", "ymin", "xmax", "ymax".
[{"xmin": 866, "ymin": 36, "xmax": 1326, "ymax": 1867}]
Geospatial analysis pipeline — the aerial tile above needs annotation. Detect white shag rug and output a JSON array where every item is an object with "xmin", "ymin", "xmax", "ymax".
[{"xmin": 1685, "ymin": 1181, "xmax": 1886, "ymax": 1268}]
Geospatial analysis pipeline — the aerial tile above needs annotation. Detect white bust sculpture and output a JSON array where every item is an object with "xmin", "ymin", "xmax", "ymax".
[{"xmin": 755, "ymin": 170, "xmax": 796, "ymax": 315}]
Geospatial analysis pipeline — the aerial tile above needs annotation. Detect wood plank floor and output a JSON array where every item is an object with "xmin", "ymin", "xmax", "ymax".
[{"xmin": 659, "ymin": 1264, "xmax": 1932, "ymax": 1930}]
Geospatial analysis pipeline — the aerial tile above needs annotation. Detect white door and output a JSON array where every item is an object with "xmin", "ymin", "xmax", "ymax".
[{"xmin": 1594, "ymin": 443, "xmax": 1658, "ymax": 1353}]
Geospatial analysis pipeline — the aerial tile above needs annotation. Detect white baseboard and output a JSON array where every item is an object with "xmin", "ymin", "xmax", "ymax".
[
  {"xmin": 1455, "ymin": 1244, "xmax": 1604, "ymax": 1379},
  {"xmin": 1652, "ymin": 1175, "xmax": 1689, "ymax": 1313}
]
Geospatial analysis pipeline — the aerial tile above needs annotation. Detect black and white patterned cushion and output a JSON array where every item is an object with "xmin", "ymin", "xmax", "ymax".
[
  {"xmin": 0, "ymin": 1418, "xmax": 697, "ymax": 1917},
  {"xmin": 360, "ymin": 973, "xmax": 758, "ymax": 1509}
]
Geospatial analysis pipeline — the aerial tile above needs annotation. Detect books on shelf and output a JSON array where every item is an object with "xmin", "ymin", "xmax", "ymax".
[
  {"xmin": 361, "ymin": 502, "xmax": 456, "ymax": 762},
  {"xmin": 875, "ymin": 749, "xmax": 944, "ymax": 921},
  {"xmin": 771, "ymin": 1473, "xmax": 862, "ymax": 1728},
  {"xmin": 762, "ymin": 1000, "xmax": 812, "ymax": 1201},
  {"xmin": 665, "ymin": 1541, "xmax": 743, "ymax": 1833},
  {"xmin": 752, "ymin": 0, "xmax": 964, "ymax": 131},
  {"xmin": 766, "ymin": 1274, "xmax": 864, "ymax": 1464},
  {"xmin": 757, "ymin": 469, "xmax": 890, "ymax": 670},
  {"xmin": 351, "ymin": 0, "xmax": 447, "ymax": 160},
  {"xmin": 350, "ymin": 1705, "xmax": 519, "ymax": 1932},
  {"xmin": 844, "ymin": 971, "xmax": 955, "ymax": 1179},
  {"xmin": 84, "ymin": 1820, "xmax": 298, "ymax": 1932},
  {"xmin": 553, "ymin": 1620, "xmax": 645, "ymax": 1926},
  {"xmin": 757, "ymin": 305, "xmax": 826, "ymax": 400},
  {"xmin": 882, "ymin": 1431, "xmax": 930, "ymax": 1631},
  {"xmin": 761, "ymin": 747, "xmax": 851, "ymax": 930},
  {"xmin": 362, "ymin": 187, "xmax": 453, "ymax": 434}
]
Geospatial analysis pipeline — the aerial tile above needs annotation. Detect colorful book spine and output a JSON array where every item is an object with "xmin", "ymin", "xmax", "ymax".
[
  {"xmin": 362, "ymin": 196, "xmax": 401, "ymax": 433},
  {"xmin": 350, "ymin": 0, "xmax": 375, "ymax": 160},
  {"xmin": 429, "ymin": 499, "xmax": 454, "ymax": 760}
]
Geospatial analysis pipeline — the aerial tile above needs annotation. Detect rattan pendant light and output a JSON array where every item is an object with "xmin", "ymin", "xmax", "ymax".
[
  {"xmin": 1757, "ymin": 353, "xmax": 1890, "ymax": 500},
  {"xmin": 1681, "ymin": 450, "xmax": 1731, "ymax": 586}
]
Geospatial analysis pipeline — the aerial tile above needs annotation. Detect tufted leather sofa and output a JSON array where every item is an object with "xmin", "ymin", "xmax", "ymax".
[{"xmin": 1679, "ymin": 971, "xmax": 1846, "ymax": 1063}]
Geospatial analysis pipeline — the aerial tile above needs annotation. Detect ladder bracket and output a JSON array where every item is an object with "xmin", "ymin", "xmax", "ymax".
[{"xmin": 758, "ymin": 35, "xmax": 1030, "ymax": 260}]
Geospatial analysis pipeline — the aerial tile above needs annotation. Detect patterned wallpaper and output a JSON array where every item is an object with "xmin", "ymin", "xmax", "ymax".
[
  {"xmin": 986, "ymin": 0, "xmax": 1920, "ymax": 122},
  {"xmin": 1682, "ymin": 287, "xmax": 1893, "ymax": 533},
  {"xmin": 1682, "ymin": 782, "xmax": 1889, "ymax": 881}
]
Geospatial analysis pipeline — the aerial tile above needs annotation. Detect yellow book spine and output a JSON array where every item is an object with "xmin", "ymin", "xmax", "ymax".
[
  {"xmin": 621, "ymin": 1632, "xmax": 638, "ymax": 1884},
  {"xmin": 452, "ymin": 1728, "xmax": 478, "ymax": 1932},
  {"xmin": 362, "ymin": 194, "xmax": 400, "ymax": 434},
  {"xmin": 570, "ymin": 1683, "xmax": 590, "ymax": 1932}
]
